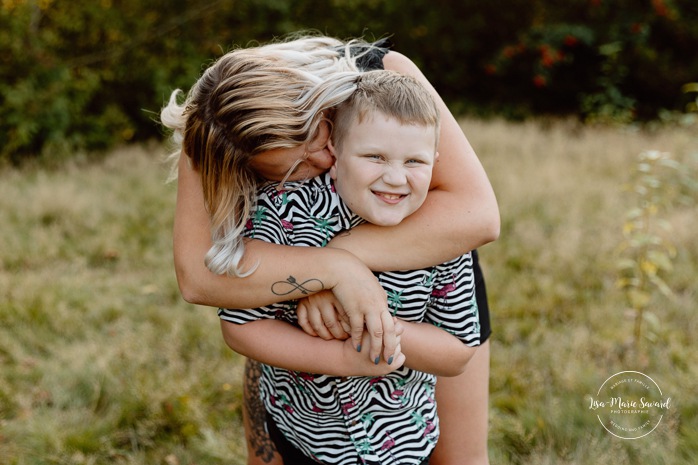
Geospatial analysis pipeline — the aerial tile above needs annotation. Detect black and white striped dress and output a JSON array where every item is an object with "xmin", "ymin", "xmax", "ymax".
[{"xmin": 219, "ymin": 173, "xmax": 480, "ymax": 464}]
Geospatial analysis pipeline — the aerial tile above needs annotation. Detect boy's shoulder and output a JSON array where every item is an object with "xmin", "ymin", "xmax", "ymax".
[
  {"xmin": 253, "ymin": 173, "xmax": 360, "ymax": 231},
  {"xmin": 256, "ymin": 172, "xmax": 335, "ymax": 201}
]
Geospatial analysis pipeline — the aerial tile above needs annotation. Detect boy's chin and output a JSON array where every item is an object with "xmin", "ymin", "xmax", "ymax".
[{"xmin": 358, "ymin": 213, "xmax": 406, "ymax": 227}]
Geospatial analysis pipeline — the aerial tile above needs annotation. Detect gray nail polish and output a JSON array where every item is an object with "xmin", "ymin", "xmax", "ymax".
[{"xmin": 374, "ymin": 357, "xmax": 380, "ymax": 365}]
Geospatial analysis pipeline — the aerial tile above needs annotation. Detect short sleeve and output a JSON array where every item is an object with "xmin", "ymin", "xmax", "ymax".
[
  {"xmin": 423, "ymin": 253, "xmax": 481, "ymax": 346},
  {"xmin": 243, "ymin": 187, "xmax": 291, "ymax": 246},
  {"xmin": 218, "ymin": 185, "xmax": 295, "ymax": 325},
  {"xmin": 218, "ymin": 302, "xmax": 293, "ymax": 325}
]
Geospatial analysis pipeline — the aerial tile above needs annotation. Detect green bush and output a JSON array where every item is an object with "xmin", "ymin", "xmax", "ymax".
[
  {"xmin": 482, "ymin": 0, "xmax": 698, "ymax": 121},
  {"xmin": 2, "ymin": 0, "xmax": 697, "ymax": 164}
]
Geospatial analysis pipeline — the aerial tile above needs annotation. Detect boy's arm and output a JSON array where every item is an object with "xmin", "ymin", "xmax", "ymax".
[
  {"xmin": 291, "ymin": 287, "xmax": 478, "ymax": 377},
  {"xmin": 220, "ymin": 319, "xmax": 405, "ymax": 377},
  {"xmin": 400, "ymin": 254, "xmax": 481, "ymax": 377},
  {"xmin": 398, "ymin": 321, "xmax": 476, "ymax": 377}
]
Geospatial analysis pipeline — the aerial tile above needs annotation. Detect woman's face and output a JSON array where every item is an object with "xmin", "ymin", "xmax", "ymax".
[{"xmin": 249, "ymin": 120, "xmax": 334, "ymax": 182}]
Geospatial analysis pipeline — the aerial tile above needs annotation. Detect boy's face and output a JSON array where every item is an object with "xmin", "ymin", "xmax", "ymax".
[{"xmin": 329, "ymin": 112, "xmax": 437, "ymax": 226}]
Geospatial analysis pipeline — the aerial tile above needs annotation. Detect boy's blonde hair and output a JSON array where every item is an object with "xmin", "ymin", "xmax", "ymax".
[
  {"xmin": 331, "ymin": 70, "xmax": 441, "ymax": 153},
  {"xmin": 160, "ymin": 36, "xmax": 380, "ymax": 276}
]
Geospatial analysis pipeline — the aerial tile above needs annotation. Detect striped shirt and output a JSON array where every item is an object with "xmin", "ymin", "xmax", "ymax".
[{"xmin": 219, "ymin": 173, "xmax": 480, "ymax": 464}]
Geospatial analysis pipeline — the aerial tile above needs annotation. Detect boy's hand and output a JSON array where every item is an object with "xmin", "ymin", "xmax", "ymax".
[
  {"xmin": 297, "ymin": 290, "xmax": 403, "ymax": 367},
  {"xmin": 297, "ymin": 290, "xmax": 351, "ymax": 340}
]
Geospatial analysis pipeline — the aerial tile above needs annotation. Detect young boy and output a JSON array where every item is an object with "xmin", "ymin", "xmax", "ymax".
[{"xmin": 219, "ymin": 70, "xmax": 480, "ymax": 465}]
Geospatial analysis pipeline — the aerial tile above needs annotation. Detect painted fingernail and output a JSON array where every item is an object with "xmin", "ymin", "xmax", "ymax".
[
  {"xmin": 356, "ymin": 344, "xmax": 362, "ymax": 352},
  {"xmin": 374, "ymin": 357, "xmax": 380, "ymax": 365},
  {"xmin": 388, "ymin": 356, "xmax": 394, "ymax": 365}
]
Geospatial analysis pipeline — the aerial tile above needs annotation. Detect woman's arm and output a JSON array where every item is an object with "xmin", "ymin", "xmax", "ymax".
[
  {"xmin": 174, "ymin": 154, "xmax": 396, "ymax": 362},
  {"xmin": 171, "ymin": 51, "xmax": 496, "ymax": 357},
  {"xmin": 220, "ymin": 319, "xmax": 405, "ymax": 377},
  {"xmin": 328, "ymin": 51, "xmax": 500, "ymax": 271},
  {"xmin": 173, "ymin": 50, "xmax": 499, "ymax": 305},
  {"xmin": 175, "ymin": 153, "xmax": 330, "ymax": 307}
]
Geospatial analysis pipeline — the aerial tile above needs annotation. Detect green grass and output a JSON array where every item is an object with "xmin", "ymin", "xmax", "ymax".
[{"xmin": 1, "ymin": 120, "xmax": 696, "ymax": 464}]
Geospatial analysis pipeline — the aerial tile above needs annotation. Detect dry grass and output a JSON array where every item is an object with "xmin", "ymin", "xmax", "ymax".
[
  {"xmin": 466, "ymin": 118, "xmax": 698, "ymax": 464},
  {"xmin": 0, "ymin": 120, "xmax": 696, "ymax": 464}
]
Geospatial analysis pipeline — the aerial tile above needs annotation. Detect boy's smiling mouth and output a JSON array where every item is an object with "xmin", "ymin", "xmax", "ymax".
[{"xmin": 373, "ymin": 191, "xmax": 407, "ymax": 202}]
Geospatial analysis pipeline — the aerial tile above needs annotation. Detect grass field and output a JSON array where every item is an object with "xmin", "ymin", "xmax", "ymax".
[{"xmin": 1, "ymin": 119, "xmax": 696, "ymax": 464}]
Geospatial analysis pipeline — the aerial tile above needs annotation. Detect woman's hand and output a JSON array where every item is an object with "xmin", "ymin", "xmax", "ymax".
[
  {"xmin": 296, "ymin": 258, "xmax": 401, "ymax": 366},
  {"xmin": 324, "ymin": 250, "xmax": 398, "ymax": 365},
  {"xmin": 341, "ymin": 323, "xmax": 405, "ymax": 376}
]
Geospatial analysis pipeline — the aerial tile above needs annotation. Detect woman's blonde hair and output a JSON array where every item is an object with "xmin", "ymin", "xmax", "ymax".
[{"xmin": 161, "ymin": 35, "xmax": 376, "ymax": 276}]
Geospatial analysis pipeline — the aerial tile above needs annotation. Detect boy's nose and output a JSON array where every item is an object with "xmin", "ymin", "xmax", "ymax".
[{"xmin": 382, "ymin": 166, "xmax": 407, "ymax": 186}]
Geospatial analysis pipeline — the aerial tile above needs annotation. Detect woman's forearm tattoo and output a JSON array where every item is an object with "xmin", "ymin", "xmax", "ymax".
[{"xmin": 271, "ymin": 275, "xmax": 324, "ymax": 296}]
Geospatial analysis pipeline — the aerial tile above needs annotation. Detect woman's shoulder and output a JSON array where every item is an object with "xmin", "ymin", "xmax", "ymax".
[{"xmin": 381, "ymin": 49, "xmax": 422, "ymax": 76}]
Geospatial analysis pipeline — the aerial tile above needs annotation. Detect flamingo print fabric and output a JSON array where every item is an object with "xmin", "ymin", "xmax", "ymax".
[{"xmin": 219, "ymin": 173, "xmax": 480, "ymax": 464}]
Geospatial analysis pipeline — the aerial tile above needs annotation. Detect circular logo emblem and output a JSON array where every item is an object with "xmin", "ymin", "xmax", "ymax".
[{"xmin": 589, "ymin": 371, "xmax": 671, "ymax": 439}]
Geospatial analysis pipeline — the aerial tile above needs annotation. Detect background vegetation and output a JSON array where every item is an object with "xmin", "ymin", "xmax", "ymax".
[
  {"xmin": 1, "ymin": 120, "xmax": 696, "ymax": 464},
  {"xmin": 2, "ymin": 0, "xmax": 698, "ymax": 164},
  {"xmin": 2, "ymin": 1, "xmax": 698, "ymax": 464}
]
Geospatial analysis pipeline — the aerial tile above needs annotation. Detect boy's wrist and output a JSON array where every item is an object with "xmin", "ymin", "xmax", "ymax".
[{"xmin": 342, "ymin": 338, "xmax": 398, "ymax": 377}]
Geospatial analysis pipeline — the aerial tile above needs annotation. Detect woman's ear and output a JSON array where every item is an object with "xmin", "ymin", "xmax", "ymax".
[
  {"xmin": 327, "ymin": 137, "xmax": 337, "ymax": 156},
  {"xmin": 308, "ymin": 118, "xmax": 332, "ymax": 153},
  {"xmin": 328, "ymin": 138, "xmax": 339, "ymax": 180}
]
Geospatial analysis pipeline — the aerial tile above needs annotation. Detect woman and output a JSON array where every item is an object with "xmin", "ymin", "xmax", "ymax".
[{"xmin": 163, "ymin": 35, "xmax": 498, "ymax": 465}]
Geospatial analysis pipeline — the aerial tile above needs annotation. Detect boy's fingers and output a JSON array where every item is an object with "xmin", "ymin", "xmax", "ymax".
[
  {"xmin": 296, "ymin": 304, "xmax": 318, "ymax": 337},
  {"xmin": 389, "ymin": 342, "xmax": 405, "ymax": 368},
  {"xmin": 385, "ymin": 319, "xmax": 404, "ymax": 364},
  {"xmin": 306, "ymin": 304, "xmax": 333, "ymax": 340},
  {"xmin": 322, "ymin": 303, "xmax": 349, "ymax": 340},
  {"xmin": 335, "ymin": 306, "xmax": 351, "ymax": 325}
]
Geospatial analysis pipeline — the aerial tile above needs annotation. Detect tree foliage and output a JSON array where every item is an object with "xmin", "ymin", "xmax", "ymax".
[{"xmin": 2, "ymin": 0, "xmax": 697, "ymax": 164}]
